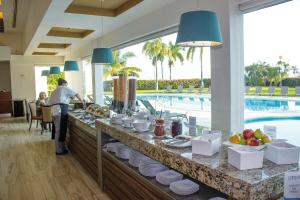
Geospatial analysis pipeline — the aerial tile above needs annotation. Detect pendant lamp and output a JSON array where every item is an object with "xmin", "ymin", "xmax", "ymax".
[
  {"xmin": 92, "ymin": 48, "xmax": 113, "ymax": 64},
  {"xmin": 49, "ymin": 66, "xmax": 61, "ymax": 75},
  {"xmin": 176, "ymin": 10, "xmax": 223, "ymax": 47},
  {"xmin": 64, "ymin": 37, "xmax": 79, "ymax": 71},
  {"xmin": 41, "ymin": 70, "xmax": 50, "ymax": 76},
  {"xmin": 91, "ymin": 0, "xmax": 113, "ymax": 64},
  {"xmin": 64, "ymin": 60, "xmax": 79, "ymax": 71}
]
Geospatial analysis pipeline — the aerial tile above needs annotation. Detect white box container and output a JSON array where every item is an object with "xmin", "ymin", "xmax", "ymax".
[
  {"xmin": 228, "ymin": 146, "xmax": 264, "ymax": 170},
  {"xmin": 192, "ymin": 134, "xmax": 221, "ymax": 156},
  {"xmin": 265, "ymin": 142, "xmax": 300, "ymax": 165}
]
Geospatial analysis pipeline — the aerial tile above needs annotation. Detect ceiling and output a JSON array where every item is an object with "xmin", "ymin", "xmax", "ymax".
[
  {"xmin": 24, "ymin": 0, "xmax": 176, "ymax": 56},
  {"xmin": 2, "ymin": 0, "xmax": 31, "ymax": 33}
]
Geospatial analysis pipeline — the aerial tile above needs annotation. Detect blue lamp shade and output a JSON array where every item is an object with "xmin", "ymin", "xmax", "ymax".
[
  {"xmin": 64, "ymin": 60, "xmax": 79, "ymax": 71},
  {"xmin": 49, "ymin": 66, "xmax": 61, "ymax": 75},
  {"xmin": 176, "ymin": 10, "xmax": 223, "ymax": 47},
  {"xmin": 41, "ymin": 70, "xmax": 50, "ymax": 76},
  {"xmin": 91, "ymin": 48, "xmax": 114, "ymax": 64}
]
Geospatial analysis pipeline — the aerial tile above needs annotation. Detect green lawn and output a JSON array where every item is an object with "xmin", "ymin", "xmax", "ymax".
[{"xmin": 104, "ymin": 87, "xmax": 298, "ymax": 96}]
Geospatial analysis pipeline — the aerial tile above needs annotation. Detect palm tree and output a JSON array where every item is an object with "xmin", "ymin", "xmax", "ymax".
[
  {"xmin": 142, "ymin": 38, "xmax": 164, "ymax": 91},
  {"xmin": 157, "ymin": 42, "xmax": 169, "ymax": 80},
  {"xmin": 186, "ymin": 47, "xmax": 205, "ymax": 89},
  {"xmin": 103, "ymin": 50, "xmax": 141, "ymax": 79},
  {"xmin": 166, "ymin": 42, "xmax": 184, "ymax": 80}
]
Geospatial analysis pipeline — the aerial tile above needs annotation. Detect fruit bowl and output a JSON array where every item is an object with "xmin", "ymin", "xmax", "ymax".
[{"xmin": 225, "ymin": 129, "xmax": 272, "ymax": 150}]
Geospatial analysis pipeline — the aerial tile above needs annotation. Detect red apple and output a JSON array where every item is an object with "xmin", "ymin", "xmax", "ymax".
[
  {"xmin": 249, "ymin": 138, "xmax": 260, "ymax": 146},
  {"xmin": 243, "ymin": 129, "xmax": 254, "ymax": 139}
]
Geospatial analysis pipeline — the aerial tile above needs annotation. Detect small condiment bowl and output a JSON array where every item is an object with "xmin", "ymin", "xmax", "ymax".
[{"xmin": 133, "ymin": 120, "xmax": 150, "ymax": 132}]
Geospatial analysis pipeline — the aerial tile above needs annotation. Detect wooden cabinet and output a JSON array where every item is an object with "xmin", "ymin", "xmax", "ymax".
[
  {"xmin": 0, "ymin": 92, "xmax": 12, "ymax": 115},
  {"xmin": 68, "ymin": 121, "xmax": 98, "ymax": 181}
]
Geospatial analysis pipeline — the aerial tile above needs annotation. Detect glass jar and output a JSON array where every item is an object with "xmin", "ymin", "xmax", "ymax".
[
  {"xmin": 171, "ymin": 119, "xmax": 182, "ymax": 137},
  {"xmin": 154, "ymin": 118, "xmax": 165, "ymax": 136}
]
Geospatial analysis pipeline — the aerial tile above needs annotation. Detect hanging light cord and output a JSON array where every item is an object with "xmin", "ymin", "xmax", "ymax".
[{"xmin": 100, "ymin": 0, "xmax": 104, "ymax": 47}]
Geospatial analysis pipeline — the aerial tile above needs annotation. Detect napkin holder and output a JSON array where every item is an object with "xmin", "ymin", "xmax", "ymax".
[
  {"xmin": 192, "ymin": 133, "xmax": 221, "ymax": 156},
  {"xmin": 265, "ymin": 142, "xmax": 300, "ymax": 165},
  {"xmin": 228, "ymin": 146, "xmax": 264, "ymax": 170}
]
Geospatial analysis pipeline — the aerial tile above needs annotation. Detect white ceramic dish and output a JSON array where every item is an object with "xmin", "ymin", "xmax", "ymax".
[
  {"xmin": 223, "ymin": 141, "xmax": 266, "ymax": 151},
  {"xmin": 169, "ymin": 179, "xmax": 199, "ymax": 196},
  {"xmin": 156, "ymin": 170, "xmax": 183, "ymax": 186},
  {"xmin": 132, "ymin": 120, "xmax": 150, "ymax": 132}
]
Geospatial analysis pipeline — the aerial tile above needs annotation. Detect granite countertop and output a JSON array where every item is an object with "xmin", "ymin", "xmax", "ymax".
[
  {"xmin": 68, "ymin": 111, "xmax": 97, "ymax": 137},
  {"xmin": 96, "ymin": 118, "xmax": 299, "ymax": 200}
]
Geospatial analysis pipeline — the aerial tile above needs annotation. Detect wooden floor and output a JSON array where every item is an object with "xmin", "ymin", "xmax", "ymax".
[{"xmin": 0, "ymin": 117, "xmax": 110, "ymax": 200}]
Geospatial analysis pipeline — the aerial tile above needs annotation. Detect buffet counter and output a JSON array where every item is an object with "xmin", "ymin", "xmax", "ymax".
[
  {"xmin": 68, "ymin": 113, "xmax": 98, "ymax": 181},
  {"xmin": 96, "ymin": 118, "xmax": 299, "ymax": 200}
]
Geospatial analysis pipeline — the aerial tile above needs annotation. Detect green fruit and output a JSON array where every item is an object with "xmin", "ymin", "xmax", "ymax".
[
  {"xmin": 240, "ymin": 137, "xmax": 247, "ymax": 145},
  {"xmin": 254, "ymin": 129, "xmax": 263, "ymax": 139},
  {"xmin": 262, "ymin": 135, "xmax": 272, "ymax": 144}
]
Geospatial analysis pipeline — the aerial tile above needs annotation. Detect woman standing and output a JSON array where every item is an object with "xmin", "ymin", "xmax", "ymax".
[{"xmin": 49, "ymin": 78, "xmax": 84, "ymax": 155}]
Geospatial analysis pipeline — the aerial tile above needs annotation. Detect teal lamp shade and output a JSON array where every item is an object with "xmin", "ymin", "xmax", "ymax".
[
  {"xmin": 41, "ymin": 70, "xmax": 50, "ymax": 76},
  {"xmin": 176, "ymin": 10, "xmax": 223, "ymax": 47},
  {"xmin": 91, "ymin": 48, "xmax": 114, "ymax": 64},
  {"xmin": 64, "ymin": 60, "xmax": 79, "ymax": 71},
  {"xmin": 49, "ymin": 66, "xmax": 61, "ymax": 74}
]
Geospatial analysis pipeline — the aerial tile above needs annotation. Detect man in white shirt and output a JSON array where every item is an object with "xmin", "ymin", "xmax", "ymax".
[{"xmin": 49, "ymin": 78, "xmax": 84, "ymax": 155}]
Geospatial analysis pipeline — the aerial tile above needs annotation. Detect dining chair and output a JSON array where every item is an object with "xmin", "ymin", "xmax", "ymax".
[
  {"xmin": 41, "ymin": 105, "xmax": 52, "ymax": 134},
  {"xmin": 28, "ymin": 102, "xmax": 42, "ymax": 131}
]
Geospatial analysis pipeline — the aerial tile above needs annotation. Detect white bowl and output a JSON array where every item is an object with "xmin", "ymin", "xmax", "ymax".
[
  {"xmin": 111, "ymin": 114, "xmax": 125, "ymax": 124},
  {"xmin": 133, "ymin": 120, "xmax": 150, "ymax": 132}
]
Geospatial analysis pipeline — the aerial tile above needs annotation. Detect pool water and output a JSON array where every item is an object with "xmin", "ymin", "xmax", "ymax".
[
  {"xmin": 137, "ymin": 95, "xmax": 300, "ymax": 112},
  {"xmin": 245, "ymin": 119, "xmax": 300, "ymax": 146}
]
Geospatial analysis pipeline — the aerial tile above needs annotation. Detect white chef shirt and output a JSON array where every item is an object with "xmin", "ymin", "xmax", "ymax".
[{"xmin": 49, "ymin": 86, "xmax": 77, "ymax": 116}]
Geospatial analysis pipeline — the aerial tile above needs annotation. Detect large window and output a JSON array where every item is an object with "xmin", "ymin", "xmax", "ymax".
[
  {"xmin": 34, "ymin": 66, "xmax": 64, "ymax": 99},
  {"xmin": 110, "ymin": 32, "xmax": 212, "ymax": 128},
  {"xmin": 243, "ymin": 1, "xmax": 300, "ymax": 145},
  {"xmin": 82, "ymin": 57, "xmax": 93, "ymax": 100}
]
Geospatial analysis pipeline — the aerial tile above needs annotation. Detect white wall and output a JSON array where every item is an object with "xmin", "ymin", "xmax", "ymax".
[
  {"xmin": 64, "ymin": 59, "xmax": 85, "ymax": 98},
  {"xmin": 10, "ymin": 55, "xmax": 64, "ymax": 100}
]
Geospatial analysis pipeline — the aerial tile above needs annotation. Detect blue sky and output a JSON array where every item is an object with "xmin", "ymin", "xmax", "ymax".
[{"xmin": 120, "ymin": 0, "xmax": 300, "ymax": 80}]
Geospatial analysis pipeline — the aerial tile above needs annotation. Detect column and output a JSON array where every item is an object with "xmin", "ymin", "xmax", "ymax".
[
  {"xmin": 92, "ymin": 63, "xmax": 104, "ymax": 106},
  {"xmin": 211, "ymin": 0, "xmax": 244, "ymax": 132}
]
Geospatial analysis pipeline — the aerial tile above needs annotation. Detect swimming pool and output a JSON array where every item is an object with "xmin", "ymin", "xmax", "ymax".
[
  {"xmin": 245, "ymin": 118, "xmax": 300, "ymax": 146},
  {"xmin": 137, "ymin": 94, "xmax": 300, "ymax": 112}
]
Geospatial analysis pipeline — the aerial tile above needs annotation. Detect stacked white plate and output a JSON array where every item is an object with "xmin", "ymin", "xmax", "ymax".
[
  {"xmin": 115, "ymin": 143, "xmax": 132, "ymax": 159},
  {"xmin": 128, "ymin": 150, "xmax": 148, "ymax": 167},
  {"xmin": 139, "ymin": 157, "xmax": 168, "ymax": 177},
  {"xmin": 105, "ymin": 142, "xmax": 121, "ymax": 153},
  {"xmin": 170, "ymin": 179, "xmax": 199, "ymax": 196},
  {"xmin": 156, "ymin": 170, "xmax": 183, "ymax": 186}
]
